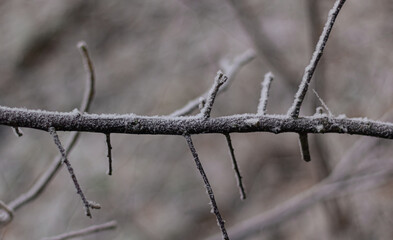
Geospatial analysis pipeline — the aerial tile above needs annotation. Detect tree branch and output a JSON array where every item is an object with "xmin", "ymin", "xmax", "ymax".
[
  {"xmin": 77, "ymin": 41, "xmax": 95, "ymax": 113},
  {"xmin": 257, "ymin": 72, "xmax": 274, "ymax": 115},
  {"xmin": 1, "ymin": 107, "xmax": 393, "ymax": 139},
  {"xmin": 200, "ymin": 71, "xmax": 228, "ymax": 120},
  {"xmin": 288, "ymin": 0, "xmax": 347, "ymax": 118}
]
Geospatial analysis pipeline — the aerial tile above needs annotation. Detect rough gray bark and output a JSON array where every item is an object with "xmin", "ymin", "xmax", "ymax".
[{"xmin": 1, "ymin": 106, "xmax": 392, "ymax": 139}]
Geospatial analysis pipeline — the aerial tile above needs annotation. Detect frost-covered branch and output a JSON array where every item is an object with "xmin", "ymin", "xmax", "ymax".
[
  {"xmin": 288, "ymin": 0, "xmax": 347, "ymax": 118},
  {"xmin": 42, "ymin": 220, "xmax": 117, "ymax": 240},
  {"xmin": 257, "ymin": 72, "xmax": 274, "ymax": 115},
  {"xmin": 200, "ymin": 71, "xmax": 228, "ymax": 120},
  {"xmin": 1, "ymin": 107, "xmax": 393, "ymax": 139}
]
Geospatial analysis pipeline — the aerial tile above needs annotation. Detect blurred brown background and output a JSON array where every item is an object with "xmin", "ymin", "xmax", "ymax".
[{"xmin": 0, "ymin": 0, "xmax": 393, "ymax": 239}]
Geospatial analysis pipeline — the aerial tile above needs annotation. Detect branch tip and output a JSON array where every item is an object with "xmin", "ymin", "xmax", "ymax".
[
  {"xmin": 77, "ymin": 40, "xmax": 95, "ymax": 112},
  {"xmin": 77, "ymin": 41, "xmax": 87, "ymax": 50},
  {"xmin": 0, "ymin": 200, "xmax": 13, "ymax": 224}
]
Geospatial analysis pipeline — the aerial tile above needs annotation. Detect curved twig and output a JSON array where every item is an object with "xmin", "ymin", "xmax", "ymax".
[{"xmin": 7, "ymin": 41, "xmax": 96, "ymax": 212}]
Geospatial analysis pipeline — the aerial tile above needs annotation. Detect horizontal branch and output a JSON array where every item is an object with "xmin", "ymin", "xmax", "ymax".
[{"xmin": 1, "ymin": 106, "xmax": 393, "ymax": 139}]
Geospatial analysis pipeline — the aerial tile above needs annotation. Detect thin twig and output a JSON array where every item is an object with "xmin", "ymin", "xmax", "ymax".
[
  {"xmin": 48, "ymin": 127, "xmax": 92, "ymax": 218},
  {"xmin": 200, "ymin": 71, "xmax": 228, "ymax": 120},
  {"xmin": 12, "ymin": 127, "xmax": 23, "ymax": 137},
  {"xmin": 298, "ymin": 133, "xmax": 311, "ymax": 162},
  {"xmin": 105, "ymin": 133, "xmax": 113, "ymax": 175},
  {"xmin": 288, "ymin": 0, "xmax": 347, "ymax": 118},
  {"xmin": 184, "ymin": 134, "xmax": 229, "ymax": 240},
  {"xmin": 77, "ymin": 41, "xmax": 95, "ymax": 112},
  {"xmin": 7, "ymin": 41, "xmax": 96, "ymax": 212},
  {"xmin": 42, "ymin": 220, "xmax": 117, "ymax": 240},
  {"xmin": 257, "ymin": 72, "xmax": 274, "ymax": 115},
  {"xmin": 224, "ymin": 134, "xmax": 246, "ymax": 200},
  {"xmin": 48, "ymin": 127, "xmax": 91, "ymax": 218},
  {"xmin": 170, "ymin": 50, "xmax": 255, "ymax": 117},
  {"xmin": 312, "ymin": 89, "xmax": 333, "ymax": 116}
]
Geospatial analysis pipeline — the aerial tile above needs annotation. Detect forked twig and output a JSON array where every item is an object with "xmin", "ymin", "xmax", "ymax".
[
  {"xmin": 42, "ymin": 220, "xmax": 117, "ymax": 240},
  {"xmin": 184, "ymin": 134, "xmax": 229, "ymax": 240},
  {"xmin": 288, "ymin": 0, "xmax": 347, "ymax": 118},
  {"xmin": 48, "ymin": 127, "xmax": 92, "ymax": 218},
  {"xmin": 224, "ymin": 134, "xmax": 246, "ymax": 200}
]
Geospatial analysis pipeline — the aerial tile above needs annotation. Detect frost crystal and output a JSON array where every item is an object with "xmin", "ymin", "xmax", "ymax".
[{"xmin": 245, "ymin": 118, "xmax": 259, "ymax": 125}]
